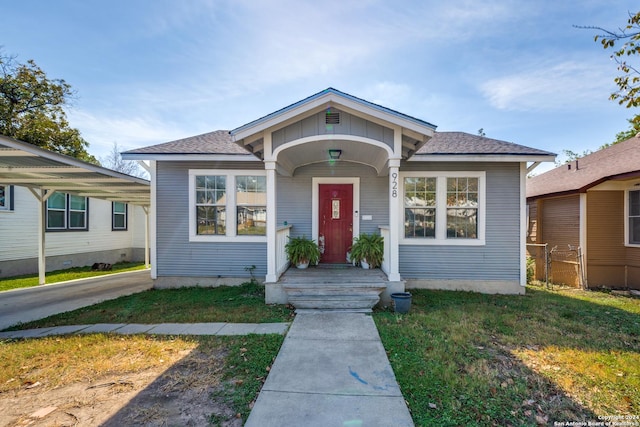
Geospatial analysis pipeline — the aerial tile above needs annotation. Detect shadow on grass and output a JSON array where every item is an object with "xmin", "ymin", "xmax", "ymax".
[
  {"xmin": 102, "ymin": 334, "xmax": 283, "ymax": 426},
  {"xmin": 374, "ymin": 286, "xmax": 640, "ymax": 426}
]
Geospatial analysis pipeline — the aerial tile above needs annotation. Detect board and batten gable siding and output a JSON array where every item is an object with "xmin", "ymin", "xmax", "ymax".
[
  {"xmin": 277, "ymin": 162, "xmax": 388, "ymax": 238},
  {"xmin": 586, "ymin": 190, "xmax": 627, "ymax": 287},
  {"xmin": 156, "ymin": 161, "xmax": 267, "ymax": 279},
  {"xmin": 398, "ymin": 162, "xmax": 521, "ymax": 281},
  {"xmin": 272, "ymin": 108, "xmax": 395, "ymax": 151}
]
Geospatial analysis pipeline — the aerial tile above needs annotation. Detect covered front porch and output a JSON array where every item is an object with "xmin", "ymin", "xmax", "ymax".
[{"xmin": 229, "ymin": 89, "xmax": 437, "ymax": 307}]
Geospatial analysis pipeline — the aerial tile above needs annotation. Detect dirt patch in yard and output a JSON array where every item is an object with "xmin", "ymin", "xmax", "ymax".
[{"xmin": 0, "ymin": 338, "xmax": 243, "ymax": 427}]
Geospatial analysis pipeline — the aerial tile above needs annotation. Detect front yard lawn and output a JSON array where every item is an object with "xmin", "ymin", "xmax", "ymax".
[
  {"xmin": 375, "ymin": 286, "xmax": 640, "ymax": 426},
  {"xmin": 5, "ymin": 282, "xmax": 294, "ymax": 331}
]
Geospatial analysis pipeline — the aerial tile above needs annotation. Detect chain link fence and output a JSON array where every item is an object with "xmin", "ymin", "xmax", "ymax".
[{"xmin": 527, "ymin": 244, "xmax": 586, "ymax": 289}]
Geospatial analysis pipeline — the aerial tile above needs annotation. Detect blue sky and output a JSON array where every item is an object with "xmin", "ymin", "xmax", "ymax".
[{"xmin": 2, "ymin": 0, "xmax": 638, "ymax": 172}]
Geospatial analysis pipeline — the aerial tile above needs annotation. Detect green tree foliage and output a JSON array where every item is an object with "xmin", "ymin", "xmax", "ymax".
[
  {"xmin": 0, "ymin": 52, "xmax": 97, "ymax": 163},
  {"xmin": 593, "ymin": 11, "xmax": 640, "ymax": 111},
  {"xmin": 579, "ymin": 11, "xmax": 640, "ymax": 145}
]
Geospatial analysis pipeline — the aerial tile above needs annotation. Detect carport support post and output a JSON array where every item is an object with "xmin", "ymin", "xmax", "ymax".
[
  {"xmin": 388, "ymin": 159, "xmax": 401, "ymax": 281},
  {"xmin": 27, "ymin": 187, "xmax": 53, "ymax": 285},
  {"xmin": 142, "ymin": 206, "xmax": 150, "ymax": 269}
]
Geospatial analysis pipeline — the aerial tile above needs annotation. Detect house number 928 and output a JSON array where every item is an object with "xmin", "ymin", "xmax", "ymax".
[{"xmin": 391, "ymin": 172, "xmax": 398, "ymax": 198}]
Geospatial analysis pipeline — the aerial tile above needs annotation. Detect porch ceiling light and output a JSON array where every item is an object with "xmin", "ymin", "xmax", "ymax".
[{"xmin": 328, "ymin": 149, "xmax": 342, "ymax": 160}]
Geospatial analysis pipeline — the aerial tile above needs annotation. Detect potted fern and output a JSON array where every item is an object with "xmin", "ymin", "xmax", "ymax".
[
  {"xmin": 349, "ymin": 233, "xmax": 384, "ymax": 269},
  {"xmin": 285, "ymin": 235, "xmax": 321, "ymax": 269}
]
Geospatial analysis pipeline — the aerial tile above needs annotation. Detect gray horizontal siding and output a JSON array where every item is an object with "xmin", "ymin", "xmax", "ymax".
[
  {"xmin": 156, "ymin": 161, "xmax": 266, "ymax": 278},
  {"xmin": 272, "ymin": 108, "xmax": 394, "ymax": 150},
  {"xmin": 399, "ymin": 162, "xmax": 522, "ymax": 281}
]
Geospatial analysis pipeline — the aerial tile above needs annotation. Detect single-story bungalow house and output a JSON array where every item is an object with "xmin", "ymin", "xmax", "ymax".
[
  {"xmin": 123, "ymin": 88, "xmax": 555, "ymax": 307},
  {"xmin": 527, "ymin": 134, "xmax": 640, "ymax": 290}
]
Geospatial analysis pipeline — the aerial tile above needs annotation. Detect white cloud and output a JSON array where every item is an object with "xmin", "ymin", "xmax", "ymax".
[
  {"xmin": 480, "ymin": 60, "xmax": 613, "ymax": 111},
  {"xmin": 361, "ymin": 82, "xmax": 413, "ymax": 109},
  {"xmin": 68, "ymin": 110, "xmax": 193, "ymax": 158}
]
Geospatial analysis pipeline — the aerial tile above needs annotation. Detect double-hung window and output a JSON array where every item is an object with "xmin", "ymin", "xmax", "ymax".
[
  {"xmin": 236, "ymin": 175, "xmax": 266, "ymax": 236},
  {"xmin": 401, "ymin": 172, "xmax": 485, "ymax": 245},
  {"xmin": 628, "ymin": 189, "xmax": 640, "ymax": 245},
  {"xmin": 189, "ymin": 170, "xmax": 267, "ymax": 242},
  {"xmin": 46, "ymin": 192, "xmax": 89, "ymax": 231},
  {"xmin": 112, "ymin": 202, "xmax": 128, "ymax": 230},
  {"xmin": 195, "ymin": 175, "xmax": 227, "ymax": 235}
]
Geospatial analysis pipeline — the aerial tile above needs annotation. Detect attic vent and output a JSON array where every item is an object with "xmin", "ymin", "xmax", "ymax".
[{"xmin": 325, "ymin": 111, "xmax": 340, "ymax": 124}]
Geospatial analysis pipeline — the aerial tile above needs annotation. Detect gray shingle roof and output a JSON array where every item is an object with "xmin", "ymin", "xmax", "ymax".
[
  {"xmin": 415, "ymin": 132, "xmax": 555, "ymax": 156},
  {"xmin": 527, "ymin": 134, "xmax": 640, "ymax": 199},
  {"xmin": 123, "ymin": 130, "xmax": 250, "ymax": 155},
  {"xmin": 127, "ymin": 129, "xmax": 554, "ymax": 159}
]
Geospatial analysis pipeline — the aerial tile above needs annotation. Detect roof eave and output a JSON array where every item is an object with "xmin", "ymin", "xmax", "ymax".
[
  {"xmin": 408, "ymin": 154, "xmax": 557, "ymax": 162},
  {"xmin": 121, "ymin": 153, "xmax": 261, "ymax": 162},
  {"xmin": 0, "ymin": 135, "xmax": 149, "ymax": 185}
]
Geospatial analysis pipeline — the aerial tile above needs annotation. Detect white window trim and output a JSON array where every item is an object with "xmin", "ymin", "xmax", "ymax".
[
  {"xmin": 188, "ymin": 169, "xmax": 267, "ymax": 243},
  {"xmin": 625, "ymin": 187, "xmax": 640, "ymax": 247},
  {"xmin": 399, "ymin": 171, "xmax": 486, "ymax": 246},
  {"xmin": 0, "ymin": 184, "xmax": 9, "ymax": 211},
  {"xmin": 112, "ymin": 202, "xmax": 128, "ymax": 230},
  {"xmin": 68, "ymin": 195, "xmax": 88, "ymax": 230},
  {"xmin": 46, "ymin": 192, "xmax": 68, "ymax": 230}
]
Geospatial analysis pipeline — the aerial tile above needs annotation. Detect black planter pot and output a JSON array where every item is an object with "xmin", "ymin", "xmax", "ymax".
[{"xmin": 390, "ymin": 292, "xmax": 412, "ymax": 314}]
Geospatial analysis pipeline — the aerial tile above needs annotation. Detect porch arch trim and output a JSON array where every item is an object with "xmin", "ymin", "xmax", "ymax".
[{"xmin": 271, "ymin": 134, "xmax": 395, "ymax": 162}]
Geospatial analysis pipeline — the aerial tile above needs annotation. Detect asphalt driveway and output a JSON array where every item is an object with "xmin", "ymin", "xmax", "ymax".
[{"xmin": 0, "ymin": 269, "xmax": 153, "ymax": 330}]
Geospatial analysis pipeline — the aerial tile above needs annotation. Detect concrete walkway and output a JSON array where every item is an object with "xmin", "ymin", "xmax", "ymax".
[
  {"xmin": 0, "ymin": 322, "xmax": 290, "ymax": 339},
  {"xmin": 245, "ymin": 311, "xmax": 414, "ymax": 427}
]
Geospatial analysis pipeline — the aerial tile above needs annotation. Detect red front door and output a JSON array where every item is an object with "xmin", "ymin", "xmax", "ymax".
[{"xmin": 319, "ymin": 184, "xmax": 353, "ymax": 263}]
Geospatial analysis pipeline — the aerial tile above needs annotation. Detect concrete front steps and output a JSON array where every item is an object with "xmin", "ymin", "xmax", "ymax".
[
  {"xmin": 278, "ymin": 264, "xmax": 400, "ymax": 311},
  {"xmin": 282, "ymin": 282, "xmax": 386, "ymax": 311}
]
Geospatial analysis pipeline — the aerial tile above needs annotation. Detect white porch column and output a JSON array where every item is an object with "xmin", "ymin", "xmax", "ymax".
[
  {"xmin": 388, "ymin": 158, "xmax": 401, "ymax": 281},
  {"xmin": 265, "ymin": 161, "xmax": 278, "ymax": 282}
]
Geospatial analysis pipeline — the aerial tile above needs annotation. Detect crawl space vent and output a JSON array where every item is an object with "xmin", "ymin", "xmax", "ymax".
[{"xmin": 325, "ymin": 111, "xmax": 340, "ymax": 125}]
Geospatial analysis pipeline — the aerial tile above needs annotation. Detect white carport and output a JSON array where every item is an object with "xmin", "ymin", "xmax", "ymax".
[{"xmin": 0, "ymin": 135, "xmax": 150, "ymax": 284}]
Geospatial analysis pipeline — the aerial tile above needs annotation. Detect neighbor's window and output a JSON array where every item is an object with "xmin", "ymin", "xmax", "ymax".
[
  {"xmin": 236, "ymin": 175, "xmax": 266, "ymax": 236},
  {"xmin": 112, "ymin": 202, "xmax": 128, "ymax": 230},
  {"xmin": 68, "ymin": 195, "xmax": 87, "ymax": 229},
  {"xmin": 195, "ymin": 175, "xmax": 226, "ymax": 235},
  {"xmin": 446, "ymin": 177, "xmax": 478, "ymax": 239},
  {"xmin": 404, "ymin": 177, "xmax": 436, "ymax": 238},
  {"xmin": 401, "ymin": 172, "xmax": 484, "ymax": 244},
  {"xmin": 46, "ymin": 192, "xmax": 88, "ymax": 231},
  {"xmin": 0, "ymin": 185, "xmax": 8, "ymax": 210},
  {"xmin": 629, "ymin": 190, "xmax": 640, "ymax": 245}
]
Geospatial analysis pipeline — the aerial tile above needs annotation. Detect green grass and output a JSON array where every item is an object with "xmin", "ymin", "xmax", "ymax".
[
  {"xmin": 0, "ymin": 262, "xmax": 147, "ymax": 292},
  {"xmin": 374, "ymin": 286, "xmax": 640, "ymax": 426},
  {"xmin": 5, "ymin": 281, "xmax": 294, "ymax": 331},
  {"xmin": 212, "ymin": 334, "xmax": 284, "ymax": 423}
]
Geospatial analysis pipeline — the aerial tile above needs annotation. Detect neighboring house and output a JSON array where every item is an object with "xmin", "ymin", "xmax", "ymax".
[
  {"xmin": 123, "ymin": 88, "xmax": 554, "ymax": 305},
  {"xmin": 526, "ymin": 135, "xmax": 640, "ymax": 290},
  {"xmin": 0, "ymin": 136, "xmax": 150, "ymax": 279}
]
